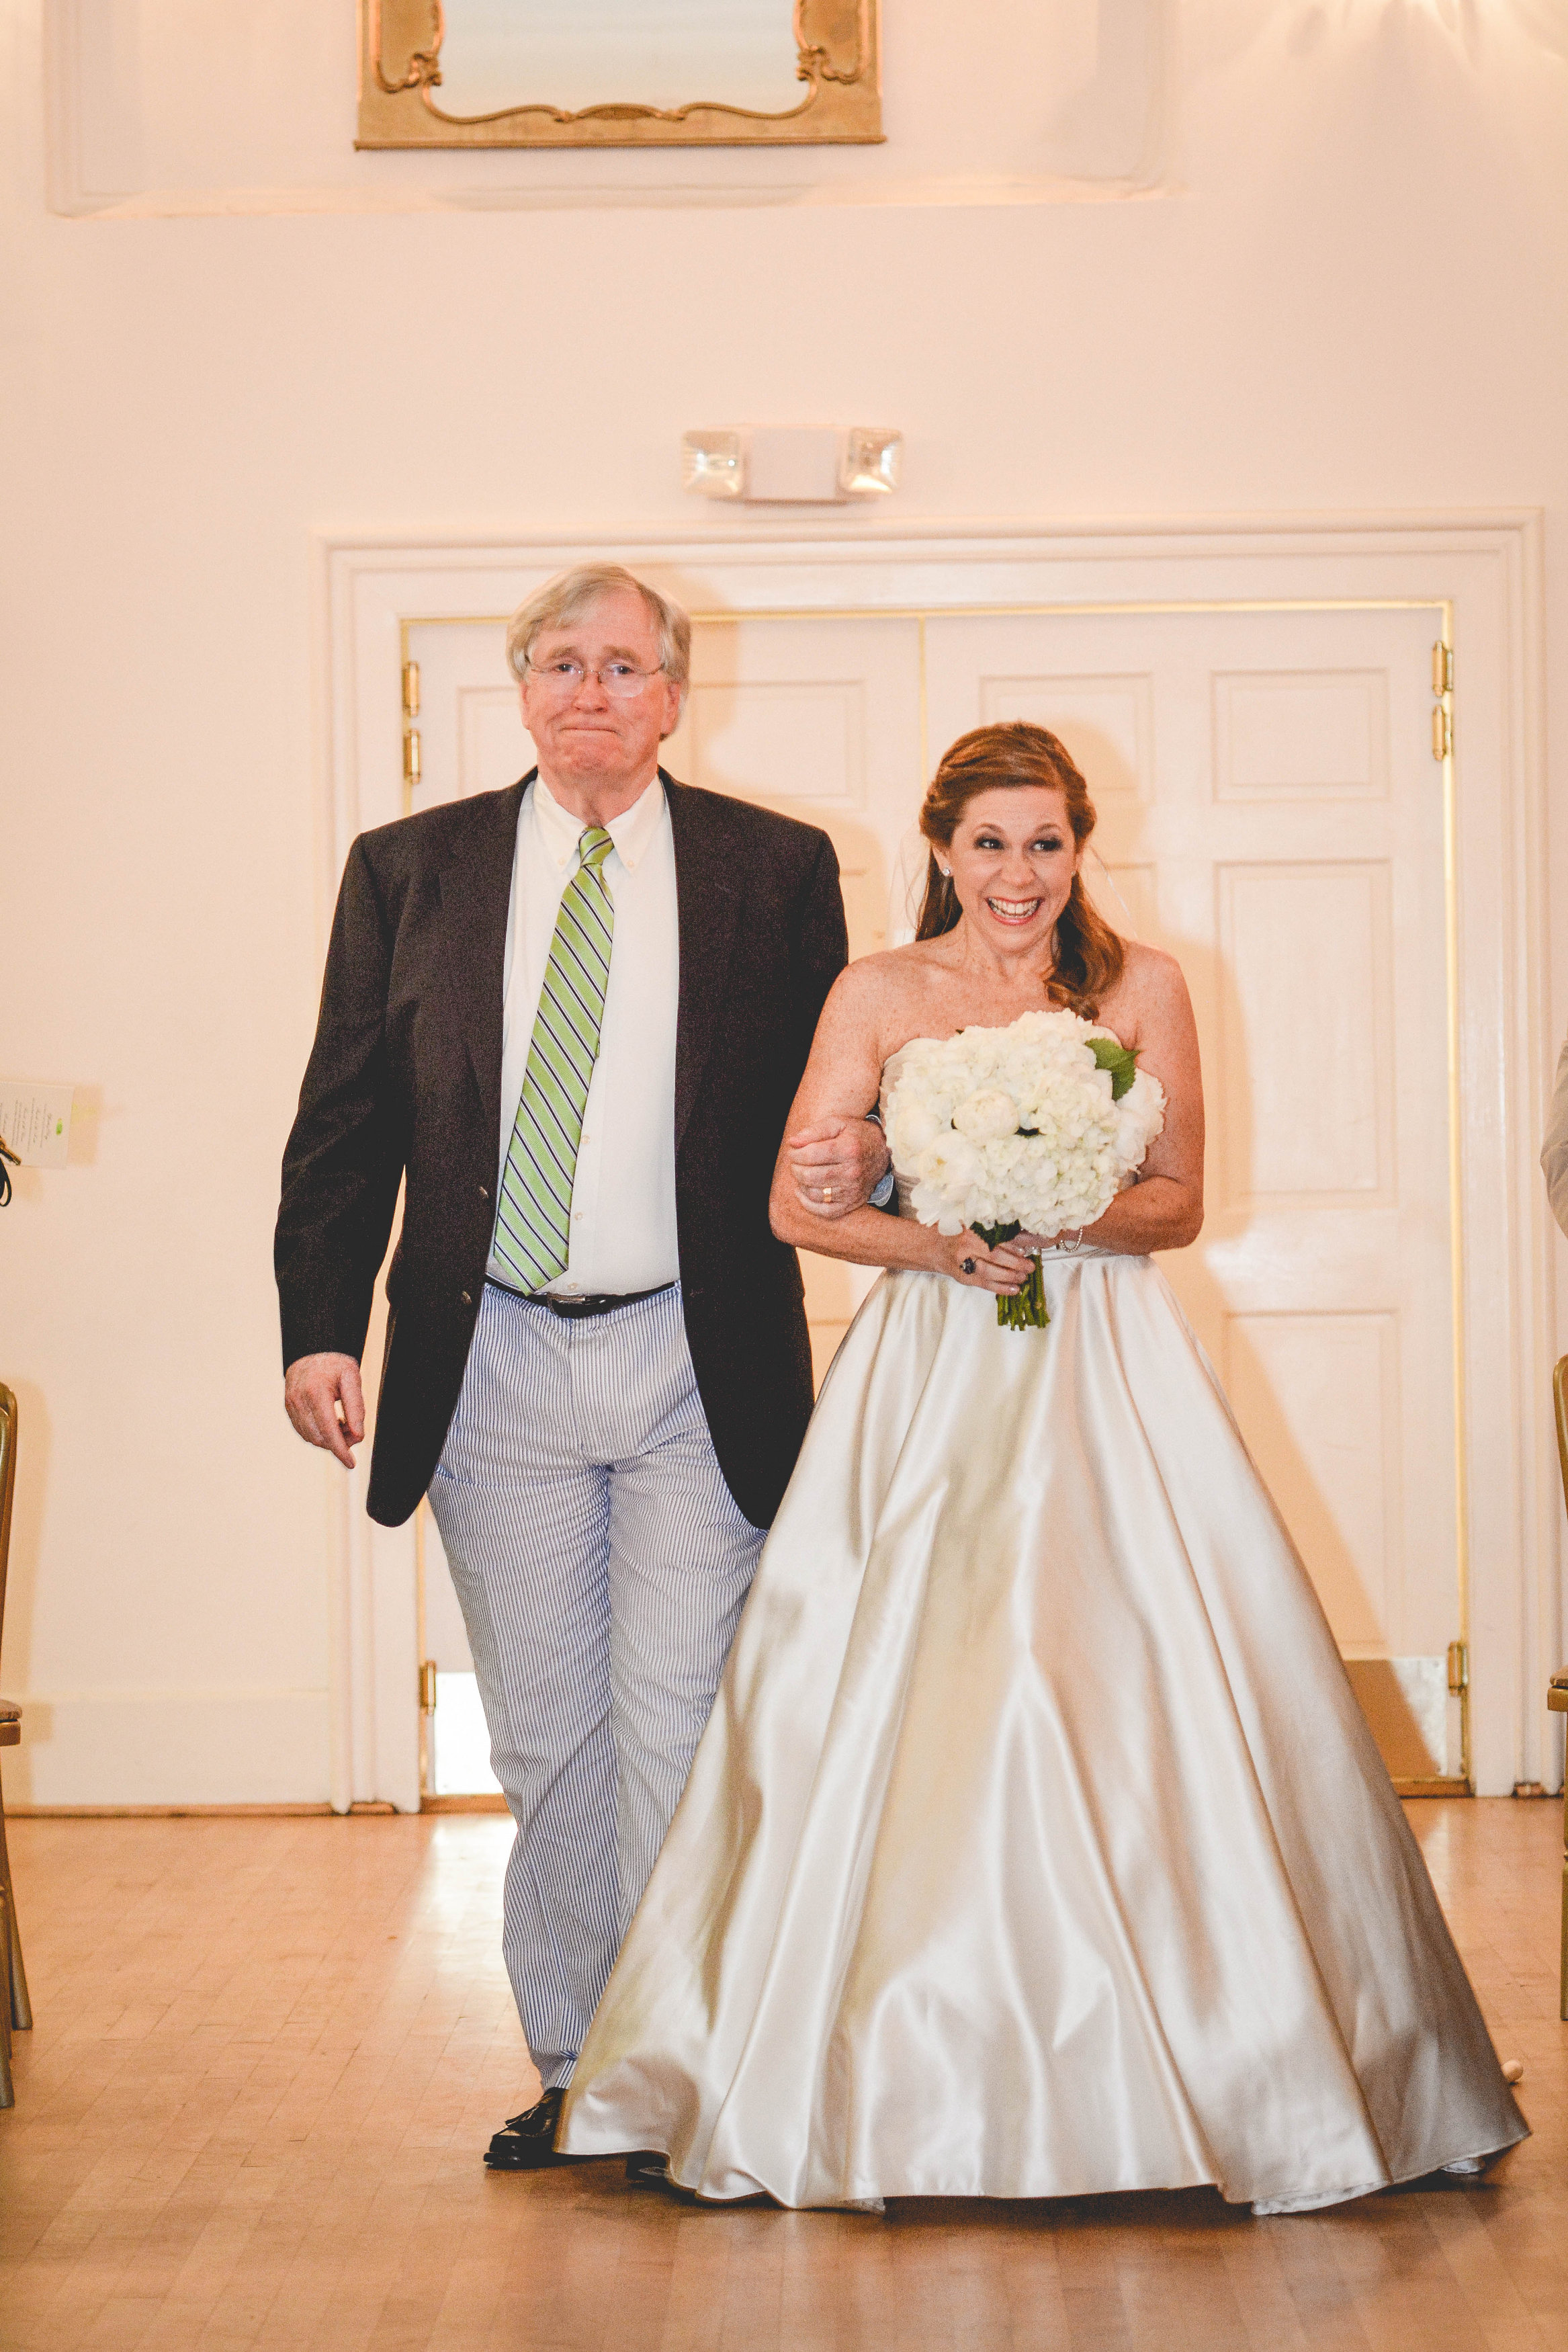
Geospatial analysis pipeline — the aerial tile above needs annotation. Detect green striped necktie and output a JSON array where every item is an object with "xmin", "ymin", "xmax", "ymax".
[{"xmin": 492, "ymin": 824, "xmax": 615, "ymax": 1293}]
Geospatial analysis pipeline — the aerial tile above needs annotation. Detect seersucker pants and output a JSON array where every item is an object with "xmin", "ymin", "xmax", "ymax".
[{"xmin": 427, "ymin": 1278, "xmax": 765, "ymax": 2090}]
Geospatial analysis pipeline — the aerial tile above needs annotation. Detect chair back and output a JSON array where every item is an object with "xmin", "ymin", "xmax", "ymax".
[{"xmin": 0, "ymin": 1386, "xmax": 14, "ymax": 1687}]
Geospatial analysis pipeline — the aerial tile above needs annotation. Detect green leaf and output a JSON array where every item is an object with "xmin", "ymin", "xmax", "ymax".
[{"xmin": 1088, "ymin": 1036, "xmax": 1139, "ymax": 1101}]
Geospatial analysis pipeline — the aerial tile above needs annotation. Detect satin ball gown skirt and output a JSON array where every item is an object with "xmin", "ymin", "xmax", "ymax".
[{"xmin": 559, "ymin": 1251, "xmax": 1526, "ymax": 2212}]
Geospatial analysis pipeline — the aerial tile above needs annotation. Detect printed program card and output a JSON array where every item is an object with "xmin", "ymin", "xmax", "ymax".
[{"xmin": 0, "ymin": 1079, "xmax": 74, "ymax": 1167}]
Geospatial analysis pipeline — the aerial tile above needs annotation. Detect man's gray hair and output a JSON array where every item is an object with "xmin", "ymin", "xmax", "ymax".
[{"xmin": 505, "ymin": 563, "xmax": 691, "ymax": 690}]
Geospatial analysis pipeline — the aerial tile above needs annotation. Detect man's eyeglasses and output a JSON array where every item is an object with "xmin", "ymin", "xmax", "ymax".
[{"xmin": 525, "ymin": 657, "xmax": 666, "ymax": 701}]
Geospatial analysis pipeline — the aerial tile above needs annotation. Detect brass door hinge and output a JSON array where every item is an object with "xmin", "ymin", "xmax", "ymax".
[
  {"xmin": 403, "ymin": 728, "xmax": 422, "ymax": 786},
  {"xmin": 419, "ymin": 1660, "xmax": 437, "ymax": 1712},
  {"xmin": 1431, "ymin": 641, "xmax": 1453, "ymax": 761},
  {"xmin": 1447, "ymin": 1640, "xmax": 1469, "ymax": 1694},
  {"xmin": 402, "ymin": 659, "xmax": 421, "ymax": 720}
]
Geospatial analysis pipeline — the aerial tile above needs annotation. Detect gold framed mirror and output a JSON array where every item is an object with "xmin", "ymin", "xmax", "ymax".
[{"xmin": 359, "ymin": 1, "xmax": 882, "ymax": 150}]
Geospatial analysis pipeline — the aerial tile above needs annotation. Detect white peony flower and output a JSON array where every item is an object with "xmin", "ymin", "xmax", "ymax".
[
  {"xmin": 887, "ymin": 1100, "xmax": 942, "ymax": 1158},
  {"xmin": 1113, "ymin": 1070, "xmax": 1167, "ymax": 1164},
  {"xmin": 953, "ymin": 1087, "xmax": 1020, "ymax": 1142},
  {"xmin": 917, "ymin": 1132, "xmax": 982, "ymax": 1188}
]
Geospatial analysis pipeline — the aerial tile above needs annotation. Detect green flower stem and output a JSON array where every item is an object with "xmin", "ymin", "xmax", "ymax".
[{"xmin": 975, "ymin": 1222, "xmax": 1051, "ymax": 1332}]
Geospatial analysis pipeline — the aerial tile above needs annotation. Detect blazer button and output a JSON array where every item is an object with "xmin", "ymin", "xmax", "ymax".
[
  {"xmin": 478, "ymin": 1187, "xmax": 490, "ymax": 1202},
  {"xmin": 460, "ymin": 1290, "xmax": 472, "ymax": 1306}
]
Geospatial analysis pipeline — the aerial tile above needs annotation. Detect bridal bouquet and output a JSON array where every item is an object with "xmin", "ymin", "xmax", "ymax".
[{"xmin": 883, "ymin": 1009, "xmax": 1166, "ymax": 1329}]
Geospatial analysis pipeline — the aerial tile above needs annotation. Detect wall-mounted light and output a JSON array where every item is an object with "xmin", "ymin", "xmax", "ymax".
[
  {"xmin": 681, "ymin": 425, "xmax": 902, "ymax": 505},
  {"xmin": 681, "ymin": 430, "xmax": 746, "ymax": 501},
  {"xmin": 838, "ymin": 426, "xmax": 902, "ymax": 499}
]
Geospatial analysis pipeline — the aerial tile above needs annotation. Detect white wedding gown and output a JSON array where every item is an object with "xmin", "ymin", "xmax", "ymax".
[{"xmin": 560, "ymin": 1080, "xmax": 1526, "ymax": 2212}]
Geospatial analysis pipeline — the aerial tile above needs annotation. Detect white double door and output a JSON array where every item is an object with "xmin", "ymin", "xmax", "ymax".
[{"xmin": 406, "ymin": 597, "xmax": 1458, "ymax": 1783}]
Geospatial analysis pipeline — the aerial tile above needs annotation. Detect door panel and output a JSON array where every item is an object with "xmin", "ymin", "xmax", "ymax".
[
  {"xmin": 664, "ymin": 612, "xmax": 922, "ymax": 971},
  {"xmin": 402, "ymin": 621, "xmax": 520, "ymax": 1794},
  {"xmin": 1217, "ymin": 860, "xmax": 1393, "ymax": 1203},
  {"xmin": 664, "ymin": 614, "xmax": 923, "ymax": 1377},
  {"xmin": 924, "ymin": 606, "xmax": 1458, "ymax": 1777},
  {"xmin": 404, "ymin": 599, "xmax": 1461, "ymax": 1783},
  {"xmin": 1223, "ymin": 1308, "xmax": 1399, "ymax": 1650},
  {"xmin": 406, "ymin": 619, "xmax": 532, "ymax": 811}
]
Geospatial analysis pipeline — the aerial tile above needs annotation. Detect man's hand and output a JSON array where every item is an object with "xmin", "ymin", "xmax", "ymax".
[
  {"xmin": 284, "ymin": 1352, "xmax": 366, "ymax": 1469},
  {"xmin": 787, "ymin": 1117, "xmax": 891, "ymax": 1221}
]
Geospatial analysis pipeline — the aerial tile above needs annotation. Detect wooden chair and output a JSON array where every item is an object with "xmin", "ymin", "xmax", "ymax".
[
  {"xmin": 1552, "ymin": 1359, "xmax": 1568, "ymax": 2025},
  {"xmin": 0, "ymin": 1382, "xmax": 32, "ymax": 2107}
]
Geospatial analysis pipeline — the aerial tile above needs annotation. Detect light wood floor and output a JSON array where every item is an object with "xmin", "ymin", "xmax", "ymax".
[{"xmin": 0, "ymin": 1802, "xmax": 1564, "ymax": 2351}]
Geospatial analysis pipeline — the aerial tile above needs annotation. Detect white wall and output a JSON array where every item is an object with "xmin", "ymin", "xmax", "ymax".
[{"xmin": 3, "ymin": 0, "xmax": 1566, "ymax": 1803}]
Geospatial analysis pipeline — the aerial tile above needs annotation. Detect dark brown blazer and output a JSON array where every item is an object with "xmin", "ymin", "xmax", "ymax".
[{"xmin": 275, "ymin": 771, "xmax": 848, "ymax": 1530}]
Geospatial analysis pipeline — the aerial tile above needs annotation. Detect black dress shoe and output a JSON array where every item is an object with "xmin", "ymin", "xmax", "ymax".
[
  {"xmin": 485, "ymin": 2087, "xmax": 579, "ymax": 2171},
  {"xmin": 625, "ymin": 2151, "xmax": 668, "ymax": 2187}
]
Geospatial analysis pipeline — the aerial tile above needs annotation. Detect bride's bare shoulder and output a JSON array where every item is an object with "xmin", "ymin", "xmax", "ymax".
[
  {"xmin": 1119, "ymin": 936, "xmax": 1188, "ymax": 995},
  {"xmin": 828, "ymin": 939, "xmax": 945, "ymax": 1007},
  {"xmin": 817, "ymin": 940, "xmax": 947, "ymax": 1049},
  {"xmin": 1098, "ymin": 937, "xmax": 1192, "ymax": 1032}
]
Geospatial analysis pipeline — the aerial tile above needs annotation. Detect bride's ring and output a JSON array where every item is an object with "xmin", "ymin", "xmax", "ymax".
[
  {"xmin": 961, "ymin": 1257, "xmax": 976, "ymax": 1275},
  {"xmin": 823, "ymin": 1186, "xmax": 834, "ymax": 1203}
]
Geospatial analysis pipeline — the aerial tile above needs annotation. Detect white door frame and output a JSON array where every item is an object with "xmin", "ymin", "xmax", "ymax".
[{"xmin": 314, "ymin": 512, "xmax": 1553, "ymax": 1806}]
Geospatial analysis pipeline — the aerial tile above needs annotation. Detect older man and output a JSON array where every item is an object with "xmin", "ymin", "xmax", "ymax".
[{"xmin": 276, "ymin": 564, "xmax": 889, "ymax": 2169}]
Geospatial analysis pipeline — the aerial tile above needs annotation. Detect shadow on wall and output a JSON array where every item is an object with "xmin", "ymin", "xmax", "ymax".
[
  {"xmin": 1040, "ymin": 0, "xmax": 1170, "ymax": 182},
  {"xmin": 1342, "ymin": 1658, "xmax": 1449, "ymax": 1780}
]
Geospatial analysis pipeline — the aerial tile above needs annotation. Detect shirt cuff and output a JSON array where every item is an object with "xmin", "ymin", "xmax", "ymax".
[{"xmin": 870, "ymin": 1165, "xmax": 896, "ymax": 1210}]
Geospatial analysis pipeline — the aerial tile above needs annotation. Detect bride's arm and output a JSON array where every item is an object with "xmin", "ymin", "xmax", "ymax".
[
  {"xmin": 1042, "ymin": 946, "xmax": 1205, "ymax": 1256},
  {"xmin": 768, "ymin": 965, "xmax": 1032, "ymax": 1297}
]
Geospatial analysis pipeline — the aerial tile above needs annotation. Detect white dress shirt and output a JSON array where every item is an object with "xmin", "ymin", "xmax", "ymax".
[{"xmin": 488, "ymin": 771, "xmax": 681, "ymax": 1296}]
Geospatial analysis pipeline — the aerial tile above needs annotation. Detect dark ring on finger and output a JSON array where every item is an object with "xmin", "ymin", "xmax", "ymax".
[{"xmin": 961, "ymin": 1257, "xmax": 976, "ymax": 1275}]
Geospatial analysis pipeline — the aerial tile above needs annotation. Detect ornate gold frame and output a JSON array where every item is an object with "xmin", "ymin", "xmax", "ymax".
[{"xmin": 358, "ymin": 0, "xmax": 882, "ymax": 150}]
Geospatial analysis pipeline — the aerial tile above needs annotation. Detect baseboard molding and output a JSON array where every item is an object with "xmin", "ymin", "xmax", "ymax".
[{"xmin": 7, "ymin": 1799, "xmax": 398, "ymax": 1818}]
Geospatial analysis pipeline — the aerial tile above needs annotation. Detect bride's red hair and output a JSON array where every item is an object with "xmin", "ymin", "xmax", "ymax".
[{"xmin": 915, "ymin": 721, "xmax": 1126, "ymax": 1018}]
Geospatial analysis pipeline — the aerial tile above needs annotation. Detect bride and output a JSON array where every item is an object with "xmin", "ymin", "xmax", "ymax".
[{"xmin": 558, "ymin": 720, "xmax": 1526, "ymax": 2214}]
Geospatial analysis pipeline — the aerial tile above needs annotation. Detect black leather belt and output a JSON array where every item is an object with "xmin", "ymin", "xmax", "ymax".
[{"xmin": 488, "ymin": 1277, "xmax": 677, "ymax": 1320}]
